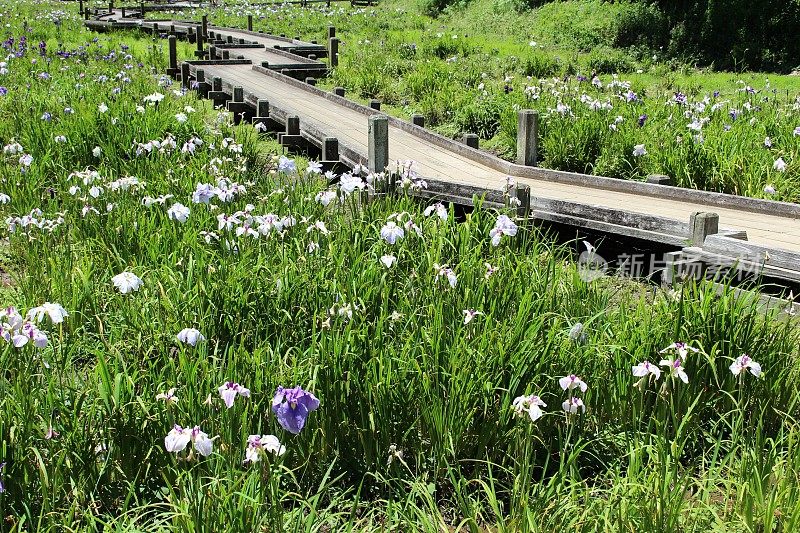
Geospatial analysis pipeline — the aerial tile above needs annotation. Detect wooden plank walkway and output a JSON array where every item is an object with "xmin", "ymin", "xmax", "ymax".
[
  {"xmin": 196, "ymin": 64, "xmax": 800, "ymax": 250},
  {"xmin": 86, "ymin": 15, "xmax": 800, "ymax": 282}
]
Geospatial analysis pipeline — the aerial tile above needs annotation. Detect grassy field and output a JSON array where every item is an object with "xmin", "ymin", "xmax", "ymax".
[{"xmin": 0, "ymin": 1, "xmax": 799, "ymax": 531}]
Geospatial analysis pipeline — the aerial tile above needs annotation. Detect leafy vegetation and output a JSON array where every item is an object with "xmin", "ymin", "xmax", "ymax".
[{"xmin": 0, "ymin": 1, "xmax": 799, "ymax": 531}]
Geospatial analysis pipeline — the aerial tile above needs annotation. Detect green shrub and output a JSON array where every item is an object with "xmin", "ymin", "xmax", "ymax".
[
  {"xmin": 613, "ymin": 2, "xmax": 668, "ymax": 48},
  {"xmin": 521, "ymin": 51, "xmax": 559, "ymax": 77},
  {"xmin": 587, "ymin": 45, "xmax": 636, "ymax": 74},
  {"xmin": 454, "ymin": 93, "xmax": 505, "ymax": 138}
]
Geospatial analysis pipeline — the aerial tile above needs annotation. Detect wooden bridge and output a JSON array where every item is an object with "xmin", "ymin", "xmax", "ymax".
[{"xmin": 85, "ymin": 12, "xmax": 800, "ymax": 288}]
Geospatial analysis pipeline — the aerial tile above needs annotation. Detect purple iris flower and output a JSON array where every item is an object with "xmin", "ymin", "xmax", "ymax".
[
  {"xmin": 673, "ymin": 92, "xmax": 687, "ymax": 105},
  {"xmin": 713, "ymin": 90, "xmax": 720, "ymax": 98},
  {"xmin": 0, "ymin": 87, "xmax": 7, "ymax": 96},
  {"xmin": 271, "ymin": 386, "xmax": 320, "ymax": 434},
  {"xmin": 637, "ymin": 114, "xmax": 648, "ymax": 127},
  {"xmin": 0, "ymin": 462, "xmax": 5, "ymax": 492}
]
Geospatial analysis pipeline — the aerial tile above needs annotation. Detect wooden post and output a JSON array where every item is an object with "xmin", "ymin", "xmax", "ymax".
[
  {"xmin": 333, "ymin": 87, "xmax": 345, "ymax": 97},
  {"xmin": 181, "ymin": 62, "xmax": 190, "ymax": 89},
  {"xmin": 232, "ymin": 86, "xmax": 244, "ymax": 102},
  {"xmin": 323, "ymin": 137, "xmax": 338, "ymax": 161},
  {"xmin": 305, "ymin": 77, "xmax": 317, "ymax": 86},
  {"xmin": 121, "ymin": 7, "xmax": 126, "ymax": 17},
  {"xmin": 195, "ymin": 69, "xmax": 207, "ymax": 96},
  {"xmin": 329, "ymin": 37, "xmax": 339, "ymax": 67},
  {"xmin": 209, "ymin": 77, "xmax": 227, "ymax": 109},
  {"xmin": 516, "ymin": 184, "xmax": 531, "ymax": 219},
  {"xmin": 208, "ymin": 46, "xmax": 217, "ymax": 59},
  {"xmin": 647, "ymin": 174, "xmax": 673, "ymax": 186},
  {"xmin": 287, "ymin": 116, "xmax": 300, "ymax": 135},
  {"xmin": 195, "ymin": 25, "xmax": 204, "ymax": 57},
  {"xmin": 411, "ymin": 114, "xmax": 425, "ymax": 127},
  {"xmin": 662, "ymin": 251, "xmax": 684, "ymax": 286},
  {"xmin": 517, "ymin": 110, "xmax": 538, "ymax": 166},
  {"xmin": 140, "ymin": 0, "xmax": 145, "ymax": 17},
  {"xmin": 369, "ymin": 99, "xmax": 381, "ymax": 111},
  {"xmin": 247, "ymin": 15, "xmax": 253, "ymax": 31},
  {"xmin": 202, "ymin": 15, "xmax": 208, "ymax": 38},
  {"xmin": 167, "ymin": 35, "xmax": 178, "ymax": 75},
  {"xmin": 252, "ymin": 99, "xmax": 271, "ymax": 128},
  {"xmin": 689, "ymin": 212, "xmax": 719, "ymax": 246},
  {"xmin": 463, "ymin": 133, "xmax": 479, "ymax": 149},
  {"xmin": 368, "ymin": 116, "xmax": 389, "ymax": 174},
  {"xmin": 327, "ymin": 25, "xmax": 336, "ymax": 39},
  {"xmin": 222, "ymin": 50, "xmax": 230, "ymax": 60},
  {"xmin": 109, "ymin": 1, "xmax": 113, "ymax": 13},
  {"xmin": 79, "ymin": 0, "xmax": 83, "ymax": 15}
]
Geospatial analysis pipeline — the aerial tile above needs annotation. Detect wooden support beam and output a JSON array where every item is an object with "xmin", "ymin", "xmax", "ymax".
[
  {"xmin": 180, "ymin": 62, "xmax": 191, "ymax": 89},
  {"xmin": 517, "ymin": 109, "xmax": 538, "ymax": 166},
  {"xmin": 369, "ymin": 99, "xmax": 381, "ymax": 111},
  {"xmin": 251, "ymin": 99, "xmax": 275, "ymax": 131},
  {"xmin": 194, "ymin": 25, "xmax": 205, "ymax": 57},
  {"xmin": 167, "ymin": 35, "xmax": 178, "ymax": 76},
  {"xmin": 329, "ymin": 37, "xmax": 339, "ymax": 67},
  {"xmin": 333, "ymin": 87, "xmax": 345, "ymax": 97},
  {"xmin": 208, "ymin": 77, "xmax": 229, "ymax": 109},
  {"xmin": 279, "ymin": 115, "xmax": 304, "ymax": 147},
  {"xmin": 195, "ymin": 69, "xmax": 210, "ymax": 98},
  {"xmin": 516, "ymin": 184, "xmax": 531, "ymax": 219},
  {"xmin": 247, "ymin": 14, "xmax": 253, "ymax": 31},
  {"xmin": 411, "ymin": 114, "xmax": 425, "ymax": 128},
  {"xmin": 463, "ymin": 133, "xmax": 479, "ymax": 149},
  {"xmin": 647, "ymin": 174, "xmax": 673, "ymax": 186},
  {"xmin": 321, "ymin": 136, "xmax": 344, "ymax": 172},
  {"xmin": 368, "ymin": 115, "xmax": 389, "ymax": 174},
  {"xmin": 690, "ymin": 212, "xmax": 719, "ymax": 246}
]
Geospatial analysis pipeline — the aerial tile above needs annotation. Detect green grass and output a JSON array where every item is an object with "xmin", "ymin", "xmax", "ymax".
[{"xmin": 0, "ymin": 1, "xmax": 799, "ymax": 531}]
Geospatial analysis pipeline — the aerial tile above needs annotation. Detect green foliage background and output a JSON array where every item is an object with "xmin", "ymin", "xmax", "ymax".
[{"xmin": 420, "ymin": 0, "xmax": 800, "ymax": 72}]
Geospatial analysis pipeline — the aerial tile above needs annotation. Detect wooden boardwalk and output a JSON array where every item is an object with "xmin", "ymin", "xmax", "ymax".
[{"xmin": 86, "ymin": 15, "xmax": 800, "ymax": 283}]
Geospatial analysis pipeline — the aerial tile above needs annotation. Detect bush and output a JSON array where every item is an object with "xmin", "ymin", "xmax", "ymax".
[
  {"xmin": 655, "ymin": 0, "xmax": 800, "ymax": 71},
  {"xmin": 613, "ymin": 2, "xmax": 668, "ymax": 49},
  {"xmin": 521, "ymin": 51, "xmax": 560, "ymax": 77},
  {"xmin": 454, "ymin": 94, "xmax": 505, "ymax": 138},
  {"xmin": 587, "ymin": 45, "xmax": 636, "ymax": 74}
]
